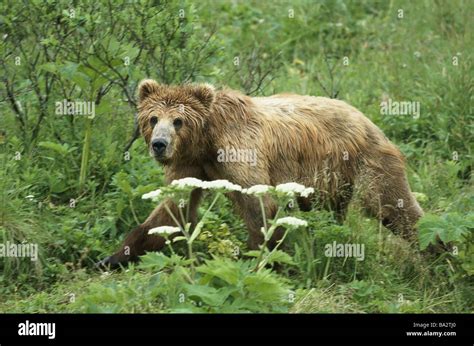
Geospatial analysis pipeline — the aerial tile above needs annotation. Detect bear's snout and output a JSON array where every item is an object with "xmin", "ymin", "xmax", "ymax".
[{"xmin": 151, "ymin": 138, "xmax": 168, "ymax": 157}]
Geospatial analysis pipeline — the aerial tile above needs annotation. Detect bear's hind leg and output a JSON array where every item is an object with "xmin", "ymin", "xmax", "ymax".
[{"xmin": 230, "ymin": 193, "xmax": 284, "ymax": 251}]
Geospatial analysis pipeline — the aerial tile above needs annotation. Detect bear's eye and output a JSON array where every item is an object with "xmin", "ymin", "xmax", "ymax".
[
  {"xmin": 173, "ymin": 118, "xmax": 183, "ymax": 130},
  {"xmin": 150, "ymin": 116, "xmax": 158, "ymax": 127}
]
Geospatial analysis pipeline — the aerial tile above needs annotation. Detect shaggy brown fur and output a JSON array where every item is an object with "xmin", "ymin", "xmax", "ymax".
[{"xmin": 99, "ymin": 80, "xmax": 423, "ymax": 267}]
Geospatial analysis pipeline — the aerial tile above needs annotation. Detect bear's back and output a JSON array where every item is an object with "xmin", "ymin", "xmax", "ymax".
[
  {"xmin": 252, "ymin": 94, "xmax": 365, "ymax": 122},
  {"xmin": 251, "ymin": 94, "xmax": 378, "ymax": 140},
  {"xmin": 247, "ymin": 93, "xmax": 396, "ymax": 167}
]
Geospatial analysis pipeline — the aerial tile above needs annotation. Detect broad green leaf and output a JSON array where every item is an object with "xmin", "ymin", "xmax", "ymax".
[
  {"xmin": 123, "ymin": 45, "xmax": 140, "ymax": 60},
  {"xmin": 59, "ymin": 62, "xmax": 79, "ymax": 81},
  {"xmin": 439, "ymin": 224, "xmax": 469, "ymax": 244},
  {"xmin": 417, "ymin": 214, "xmax": 445, "ymax": 250},
  {"xmin": 417, "ymin": 212, "xmax": 473, "ymax": 250},
  {"xmin": 265, "ymin": 250, "xmax": 295, "ymax": 265},
  {"xmin": 39, "ymin": 63, "xmax": 57, "ymax": 74},
  {"xmin": 49, "ymin": 176, "xmax": 67, "ymax": 193},
  {"xmin": 137, "ymin": 252, "xmax": 170, "ymax": 271},
  {"xmin": 71, "ymin": 71, "xmax": 90, "ymax": 91},
  {"xmin": 106, "ymin": 36, "xmax": 121, "ymax": 54},
  {"xmin": 38, "ymin": 141, "xmax": 69, "ymax": 156},
  {"xmin": 183, "ymin": 284, "xmax": 235, "ymax": 306},
  {"xmin": 134, "ymin": 184, "xmax": 159, "ymax": 196},
  {"xmin": 86, "ymin": 56, "xmax": 109, "ymax": 74},
  {"xmin": 196, "ymin": 258, "xmax": 241, "ymax": 285},
  {"xmin": 94, "ymin": 100, "xmax": 112, "ymax": 116},
  {"xmin": 189, "ymin": 220, "xmax": 205, "ymax": 244},
  {"xmin": 113, "ymin": 172, "xmax": 133, "ymax": 196},
  {"xmin": 243, "ymin": 250, "xmax": 261, "ymax": 258},
  {"xmin": 243, "ymin": 271, "xmax": 290, "ymax": 301}
]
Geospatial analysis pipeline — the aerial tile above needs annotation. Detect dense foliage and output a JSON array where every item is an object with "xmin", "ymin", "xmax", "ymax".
[{"xmin": 0, "ymin": 0, "xmax": 472, "ymax": 313}]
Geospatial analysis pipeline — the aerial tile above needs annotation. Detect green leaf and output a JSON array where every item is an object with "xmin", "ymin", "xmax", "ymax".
[
  {"xmin": 243, "ymin": 270, "xmax": 290, "ymax": 302},
  {"xmin": 243, "ymin": 250, "xmax": 261, "ymax": 258},
  {"xmin": 112, "ymin": 172, "xmax": 133, "ymax": 196},
  {"xmin": 94, "ymin": 101, "xmax": 112, "ymax": 116},
  {"xmin": 109, "ymin": 58, "xmax": 124, "ymax": 68},
  {"xmin": 265, "ymin": 250, "xmax": 295, "ymax": 265},
  {"xmin": 417, "ymin": 212, "xmax": 473, "ymax": 250},
  {"xmin": 39, "ymin": 63, "xmax": 57, "ymax": 74},
  {"xmin": 59, "ymin": 62, "xmax": 79, "ymax": 81},
  {"xmin": 123, "ymin": 46, "xmax": 140, "ymax": 60},
  {"xmin": 105, "ymin": 36, "xmax": 121, "ymax": 55},
  {"xmin": 439, "ymin": 227, "xmax": 469, "ymax": 244},
  {"xmin": 137, "ymin": 252, "xmax": 170, "ymax": 271},
  {"xmin": 196, "ymin": 258, "xmax": 241, "ymax": 285},
  {"xmin": 189, "ymin": 220, "xmax": 204, "ymax": 244},
  {"xmin": 134, "ymin": 184, "xmax": 159, "ymax": 197},
  {"xmin": 47, "ymin": 173, "xmax": 67, "ymax": 193},
  {"xmin": 86, "ymin": 56, "xmax": 109, "ymax": 74},
  {"xmin": 72, "ymin": 72, "xmax": 91, "ymax": 91},
  {"xmin": 183, "ymin": 284, "xmax": 234, "ymax": 306},
  {"xmin": 38, "ymin": 141, "xmax": 69, "ymax": 156},
  {"xmin": 417, "ymin": 214, "xmax": 445, "ymax": 250}
]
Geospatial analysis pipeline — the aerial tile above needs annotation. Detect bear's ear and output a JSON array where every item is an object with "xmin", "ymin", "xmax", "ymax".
[
  {"xmin": 137, "ymin": 79, "xmax": 161, "ymax": 102},
  {"xmin": 188, "ymin": 83, "xmax": 216, "ymax": 108}
]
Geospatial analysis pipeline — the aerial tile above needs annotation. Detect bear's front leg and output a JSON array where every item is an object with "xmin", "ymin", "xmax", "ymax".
[
  {"xmin": 96, "ymin": 199, "xmax": 179, "ymax": 269},
  {"xmin": 98, "ymin": 188, "xmax": 202, "ymax": 269}
]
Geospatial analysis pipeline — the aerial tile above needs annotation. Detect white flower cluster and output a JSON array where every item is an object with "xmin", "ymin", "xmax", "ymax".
[
  {"xmin": 275, "ymin": 182, "xmax": 314, "ymax": 198},
  {"xmin": 242, "ymin": 184, "xmax": 273, "ymax": 196},
  {"xmin": 170, "ymin": 178, "xmax": 242, "ymax": 191},
  {"xmin": 275, "ymin": 216, "xmax": 308, "ymax": 227},
  {"xmin": 301, "ymin": 188, "xmax": 315, "ymax": 198},
  {"xmin": 202, "ymin": 179, "xmax": 242, "ymax": 191},
  {"xmin": 143, "ymin": 178, "xmax": 315, "ymax": 200},
  {"xmin": 148, "ymin": 226, "xmax": 181, "ymax": 235},
  {"xmin": 170, "ymin": 177, "xmax": 205, "ymax": 189},
  {"xmin": 142, "ymin": 189, "xmax": 162, "ymax": 200}
]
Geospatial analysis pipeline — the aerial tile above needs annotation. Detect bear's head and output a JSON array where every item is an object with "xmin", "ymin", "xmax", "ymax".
[{"xmin": 137, "ymin": 79, "xmax": 215, "ymax": 165}]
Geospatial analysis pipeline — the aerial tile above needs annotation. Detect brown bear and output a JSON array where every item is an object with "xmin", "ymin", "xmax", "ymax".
[{"xmin": 98, "ymin": 80, "xmax": 423, "ymax": 268}]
